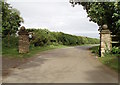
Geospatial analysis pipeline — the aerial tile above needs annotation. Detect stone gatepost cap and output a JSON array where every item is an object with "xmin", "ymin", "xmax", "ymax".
[
  {"xmin": 20, "ymin": 26, "xmax": 26, "ymax": 31},
  {"xmin": 18, "ymin": 26, "xmax": 28, "ymax": 35},
  {"xmin": 102, "ymin": 24, "xmax": 108, "ymax": 30}
]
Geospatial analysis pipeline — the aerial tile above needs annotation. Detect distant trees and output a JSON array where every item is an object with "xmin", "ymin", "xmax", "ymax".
[
  {"xmin": 27, "ymin": 28, "xmax": 99, "ymax": 47},
  {"xmin": 31, "ymin": 29, "xmax": 52, "ymax": 46}
]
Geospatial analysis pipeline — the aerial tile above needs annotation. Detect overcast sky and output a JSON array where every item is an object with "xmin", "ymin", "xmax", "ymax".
[{"xmin": 7, "ymin": 0, "xmax": 99, "ymax": 38}]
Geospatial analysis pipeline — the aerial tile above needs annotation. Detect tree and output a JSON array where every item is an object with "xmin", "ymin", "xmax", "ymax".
[
  {"xmin": 32, "ymin": 29, "xmax": 51, "ymax": 46},
  {"xmin": 2, "ymin": 1, "xmax": 24, "ymax": 37},
  {"xmin": 70, "ymin": 1, "xmax": 120, "ymax": 34},
  {"xmin": 2, "ymin": 1, "xmax": 24, "ymax": 47},
  {"xmin": 0, "ymin": 1, "xmax": 2, "ymax": 33}
]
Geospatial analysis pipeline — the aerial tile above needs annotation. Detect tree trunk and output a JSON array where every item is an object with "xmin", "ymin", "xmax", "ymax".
[{"xmin": 7, "ymin": 32, "xmax": 10, "ymax": 47}]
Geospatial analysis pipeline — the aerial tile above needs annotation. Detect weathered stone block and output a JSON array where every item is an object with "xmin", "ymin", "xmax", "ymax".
[
  {"xmin": 100, "ymin": 25, "xmax": 112, "ymax": 57},
  {"xmin": 18, "ymin": 26, "xmax": 30, "ymax": 53}
]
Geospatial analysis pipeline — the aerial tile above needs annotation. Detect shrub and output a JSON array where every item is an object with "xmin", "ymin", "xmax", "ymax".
[
  {"xmin": 111, "ymin": 46, "xmax": 120, "ymax": 54},
  {"xmin": 26, "ymin": 28, "xmax": 100, "ymax": 46},
  {"xmin": 90, "ymin": 46, "xmax": 100, "ymax": 56},
  {"xmin": 2, "ymin": 35, "xmax": 18, "ymax": 48}
]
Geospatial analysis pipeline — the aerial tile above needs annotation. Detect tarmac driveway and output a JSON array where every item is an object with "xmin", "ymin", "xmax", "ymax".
[{"xmin": 3, "ymin": 46, "xmax": 118, "ymax": 83}]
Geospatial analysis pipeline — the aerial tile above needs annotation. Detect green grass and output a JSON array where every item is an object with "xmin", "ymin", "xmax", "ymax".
[
  {"xmin": 2, "ymin": 44, "xmax": 95, "ymax": 59},
  {"xmin": 90, "ymin": 46, "xmax": 100, "ymax": 56},
  {"xmin": 98, "ymin": 55, "xmax": 119, "ymax": 72},
  {"xmin": 90, "ymin": 46, "xmax": 119, "ymax": 72},
  {"xmin": 2, "ymin": 45, "xmax": 67, "ymax": 58}
]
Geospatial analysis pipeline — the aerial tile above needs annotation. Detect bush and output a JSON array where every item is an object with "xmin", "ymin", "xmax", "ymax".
[
  {"xmin": 90, "ymin": 46, "xmax": 100, "ymax": 56},
  {"xmin": 31, "ymin": 29, "xmax": 51, "ymax": 46},
  {"xmin": 52, "ymin": 42, "xmax": 59, "ymax": 46},
  {"xmin": 2, "ymin": 35, "xmax": 18, "ymax": 48},
  {"xmin": 2, "ymin": 29, "xmax": 100, "ymax": 49},
  {"xmin": 25, "ymin": 28, "xmax": 100, "ymax": 47},
  {"xmin": 111, "ymin": 46, "xmax": 120, "ymax": 54}
]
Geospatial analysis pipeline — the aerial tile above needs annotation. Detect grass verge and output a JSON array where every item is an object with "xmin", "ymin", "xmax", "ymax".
[
  {"xmin": 98, "ymin": 55, "xmax": 119, "ymax": 72},
  {"xmin": 90, "ymin": 46, "xmax": 119, "ymax": 72},
  {"xmin": 2, "ymin": 45, "xmax": 67, "ymax": 58}
]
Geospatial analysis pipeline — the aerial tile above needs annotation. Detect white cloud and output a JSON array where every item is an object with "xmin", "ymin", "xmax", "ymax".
[
  {"xmin": 7, "ymin": 0, "xmax": 99, "ymax": 38},
  {"xmin": 7, "ymin": 0, "xmax": 69, "ymax": 2}
]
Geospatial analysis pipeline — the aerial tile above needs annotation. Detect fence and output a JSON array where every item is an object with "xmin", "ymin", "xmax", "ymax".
[{"xmin": 111, "ymin": 33, "xmax": 120, "ymax": 47}]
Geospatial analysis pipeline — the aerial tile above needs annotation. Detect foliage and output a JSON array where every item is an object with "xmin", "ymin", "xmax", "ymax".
[
  {"xmin": 0, "ymin": 1, "xmax": 2, "ymax": 29},
  {"xmin": 2, "ymin": 35, "xmax": 18, "ymax": 48},
  {"xmin": 111, "ymin": 46, "xmax": 120, "ymax": 54},
  {"xmin": 90, "ymin": 46, "xmax": 100, "ymax": 56},
  {"xmin": 31, "ymin": 29, "xmax": 51, "ymax": 46},
  {"xmin": 91, "ymin": 46, "xmax": 120, "ymax": 57},
  {"xmin": 2, "ymin": 29, "xmax": 99, "ymax": 55},
  {"xmin": 3, "ymin": 44, "xmax": 66, "ymax": 58},
  {"xmin": 78, "ymin": 2, "xmax": 120, "ymax": 34},
  {"xmin": 90, "ymin": 46, "xmax": 119, "ymax": 71},
  {"xmin": 27, "ymin": 28, "xmax": 100, "ymax": 46},
  {"xmin": 98, "ymin": 56, "xmax": 119, "ymax": 72},
  {"xmin": 2, "ymin": 1, "xmax": 23, "ymax": 37}
]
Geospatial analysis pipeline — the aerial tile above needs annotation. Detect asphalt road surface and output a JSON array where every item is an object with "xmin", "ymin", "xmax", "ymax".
[{"xmin": 3, "ymin": 46, "xmax": 118, "ymax": 83}]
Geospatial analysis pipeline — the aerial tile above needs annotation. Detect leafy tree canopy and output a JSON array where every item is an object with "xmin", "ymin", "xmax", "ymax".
[
  {"xmin": 70, "ymin": 1, "xmax": 120, "ymax": 34},
  {"xmin": 2, "ymin": 1, "xmax": 24, "ymax": 37}
]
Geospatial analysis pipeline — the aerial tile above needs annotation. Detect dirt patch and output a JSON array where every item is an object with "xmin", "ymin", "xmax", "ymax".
[{"xmin": 2, "ymin": 56, "xmax": 34, "ymax": 78}]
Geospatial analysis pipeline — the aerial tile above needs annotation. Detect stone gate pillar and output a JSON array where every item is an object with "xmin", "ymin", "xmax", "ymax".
[
  {"xmin": 18, "ymin": 26, "xmax": 30, "ymax": 53},
  {"xmin": 100, "ymin": 24, "xmax": 112, "ymax": 57}
]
